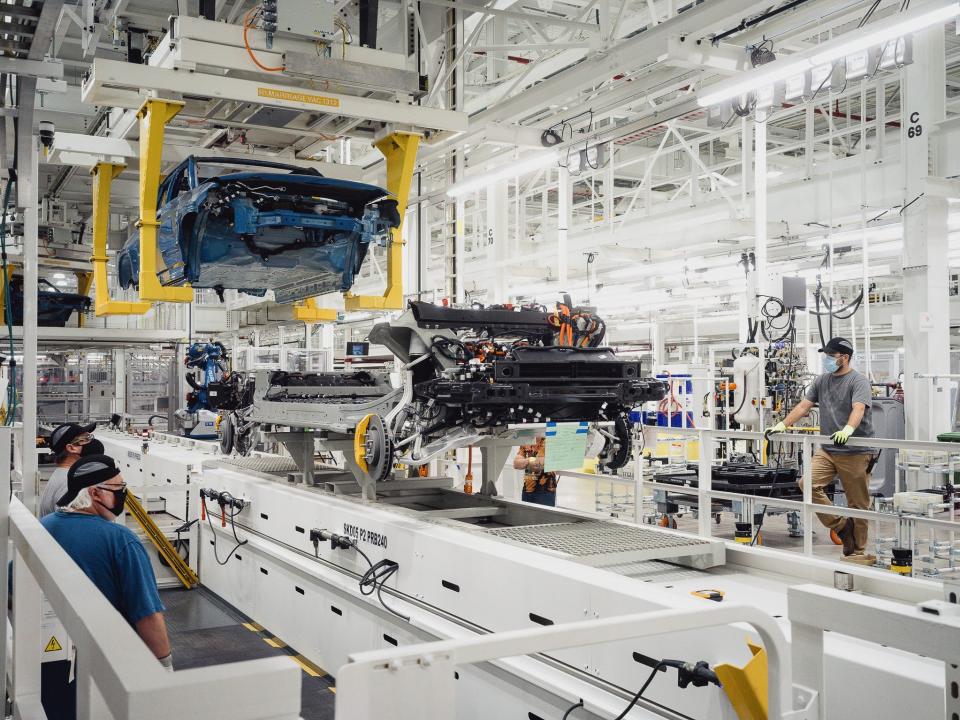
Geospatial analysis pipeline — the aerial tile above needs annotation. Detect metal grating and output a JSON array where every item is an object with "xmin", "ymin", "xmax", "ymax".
[
  {"xmin": 216, "ymin": 454, "xmax": 340, "ymax": 475},
  {"xmin": 600, "ymin": 559, "xmax": 706, "ymax": 582},
  {"xmin": 217, "ymin": 455, "xmax": 300, "ymax": 473},
  {"xmin": 484, "ymin": 521, "xmax": 709, "ymax": 557}
]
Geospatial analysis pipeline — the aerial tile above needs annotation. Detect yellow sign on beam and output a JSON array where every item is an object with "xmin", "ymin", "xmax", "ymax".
[{"xmin": 257, "ymin": 87, "xmax": 340, "ymax": 108}]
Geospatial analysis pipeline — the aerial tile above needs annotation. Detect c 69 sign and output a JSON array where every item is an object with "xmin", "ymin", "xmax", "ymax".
[{"xmin": 908, "ymin": 111, "xmax": 923, "ymax": 138}]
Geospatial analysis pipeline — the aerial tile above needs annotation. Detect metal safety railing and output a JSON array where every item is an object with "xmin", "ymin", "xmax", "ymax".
[
  {"xmin": 0, "ymin": 429, "xmax": 301, "ymax": 720},
  {"xmin": 560, "ymin": 427, "xmax": 960, "ymax": 574},
  {"xmin": 333, "ymin": 602, "xmax": 806, "ymax": 720}
]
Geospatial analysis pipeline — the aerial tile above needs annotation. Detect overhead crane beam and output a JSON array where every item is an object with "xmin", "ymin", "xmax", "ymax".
[{"xmin": 82, "ymin": 58, "xmax": 467, "ymax": 133}]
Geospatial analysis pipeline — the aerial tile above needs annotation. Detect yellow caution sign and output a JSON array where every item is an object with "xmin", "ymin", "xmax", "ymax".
[
  {"xmin": 257, "ymin": 87, "xmax": 340, "ymax": 108},
  {"xmin": 44, "ymin": 636, "xmax": 63, "ymax": 653}
]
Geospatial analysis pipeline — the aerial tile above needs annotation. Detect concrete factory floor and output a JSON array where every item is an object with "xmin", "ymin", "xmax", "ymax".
[{"xmin": 161, "ymin": 587, "xmax": 337, "ymax": 720}]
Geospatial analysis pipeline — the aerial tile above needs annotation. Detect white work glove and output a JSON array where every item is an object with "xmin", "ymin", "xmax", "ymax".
[
  {"xmin": 158, "ymin": 653, "xmax": 174, "ymax": 672},
  {"xmin": 765, "ymin": 421, "xmax": 786, "ymax": 437}
]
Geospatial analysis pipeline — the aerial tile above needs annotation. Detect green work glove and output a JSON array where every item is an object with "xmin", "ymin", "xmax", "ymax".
[
  {"xmin": 831, "ymin": 425, "xmax": 855, "ymax": 445},
  {"xmin": 765, "ymin": 421, "xmax": 786, "ymax": 437}
]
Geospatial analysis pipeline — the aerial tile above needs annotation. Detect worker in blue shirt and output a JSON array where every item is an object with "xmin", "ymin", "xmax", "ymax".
[{"xmin": 41, "ymin": 455, "xmax": 172, "ymax": 667}]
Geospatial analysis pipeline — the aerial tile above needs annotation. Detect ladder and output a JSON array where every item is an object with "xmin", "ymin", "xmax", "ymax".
[{"xmin": 125, "ymin": 492, "xmax": 199, "ymax": 589}]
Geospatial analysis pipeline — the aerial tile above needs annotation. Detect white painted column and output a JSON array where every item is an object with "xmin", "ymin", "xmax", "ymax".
[
  {"xmin": 902, "ymin": 27, "xmax": 949, "ymax": 440},
  {"xmin": 753, "ymin": 112, "xmax": 769, "ymax": 302},
  {"xmin": 19, "ymin": 123, "xmax": 38, "ymax": 512},
  {"xmin": 486, "ymin": 178, "xmax": 507, "ymax": 303},
  {"xmin": 112, "ymin": 349, "xmax": 126, "ymax": 418},
  {"xmin": 557, "ymin": 167, "xmax": 570, "ymax": 286}
]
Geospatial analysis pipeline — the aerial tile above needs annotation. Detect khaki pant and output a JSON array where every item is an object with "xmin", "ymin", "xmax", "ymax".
[{"xmin": 801, "ymin": 450, "xmax": 873, "ymax": 554}]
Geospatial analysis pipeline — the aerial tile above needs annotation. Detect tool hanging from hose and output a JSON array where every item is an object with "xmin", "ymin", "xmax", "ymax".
[{"xmin": 548, "ymin": 294, "xmax": 606, "ymax": 347}]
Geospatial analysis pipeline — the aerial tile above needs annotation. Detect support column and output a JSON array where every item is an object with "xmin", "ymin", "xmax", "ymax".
[
  {"xmin": 557, "ymin": 167, "xmax": 570, "ymax": 286},
  {"xmin": 112, "ymin": 349, "xmax": 126, "ymax": 419},
  {"xmin": 17, "ymin": 78, "xmax": 38, "ymax": 512},
  {"xmin": 753, "ymin": 113, "xmax": 769, "ymax": 304},
  {"xmin": 486, "ymin": 178, "xmax": 507, "ymax": 303},
  {"xmin": 902, "ymin": 27, "xmax": 949, "ymax": 439}
]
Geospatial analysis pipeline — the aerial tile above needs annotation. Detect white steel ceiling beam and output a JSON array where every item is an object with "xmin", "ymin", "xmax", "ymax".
[
  {"xmin": 47, "ymin": 132, "xmax": 364, "ymax": 180},
  {"xmin": 417, "ymin": 0, "xmax": 601, "ymax": 33},
  {"xmin": 468, "ymin": 0, "xmax": 761, "ymax": 126},
  {"xmin": 81, "ymin": 58, "xmax": 468, "ymax": 133}
]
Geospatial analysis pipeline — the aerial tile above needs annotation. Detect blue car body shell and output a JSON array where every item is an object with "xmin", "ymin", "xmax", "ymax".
[{"xmin": 116, "ymin": 157, "xmax": 399, "ymax": 304}]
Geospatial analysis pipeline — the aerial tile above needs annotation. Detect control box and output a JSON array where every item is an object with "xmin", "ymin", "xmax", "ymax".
[
  {"xmin": 276, "ymin": 0, "xmax": 337, "ymax": 40},
  {"xmin": 894, "ymin": 491, "xmax": 944, "ymax": 515}
]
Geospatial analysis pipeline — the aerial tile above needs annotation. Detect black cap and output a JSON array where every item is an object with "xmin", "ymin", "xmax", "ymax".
[
  {"xmin": 58, "ymin": 454, "xmax": 121, "ymax": 507},
  {"xmin": 50, "ymin": 422, "xmax": 97, "ymax": 454},
  {"xmin": 819, "ymin": 337, "xmax": 854, "ymax": 356}
]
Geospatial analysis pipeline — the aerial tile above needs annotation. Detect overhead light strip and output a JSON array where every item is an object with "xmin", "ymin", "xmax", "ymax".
[{"xmin": 698, "ymin": 0, "xmax": 959, "ymax": 108}]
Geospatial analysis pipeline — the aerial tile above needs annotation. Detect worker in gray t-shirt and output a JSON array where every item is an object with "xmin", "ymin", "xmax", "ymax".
[{"xmin": 766, "ymin": 337, "xmax": 876, "ymax": 564}]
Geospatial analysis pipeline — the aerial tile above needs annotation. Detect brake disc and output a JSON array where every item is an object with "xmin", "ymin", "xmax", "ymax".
[
  {"xmin": 235, "ymin": 421, "xmax": 255, "ymax": 457},
  {"xmin": 598, "ymin": 415, "xmax": 632, "ymax": 471},
  {"xmin": 356, "ymin": 414, "xmax": 393, "ymax": 482},
  {"xmin": 219, "ymin": 413, "xmax": 234, "ymax": 455}
]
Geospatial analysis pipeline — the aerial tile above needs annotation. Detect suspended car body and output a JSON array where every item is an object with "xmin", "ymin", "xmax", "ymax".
[{"xmin": 116, "ymin": 157, "xmax": 400, "ymax": 304}]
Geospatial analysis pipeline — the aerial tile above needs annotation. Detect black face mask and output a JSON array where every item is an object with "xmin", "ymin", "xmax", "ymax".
[
  {"xmin": 97, "ymin": 487, "xmax": 127, "ymax": 516},
  {"xmin": 80, "ymin": 439, "xmax": 104, "ymax": 456}
]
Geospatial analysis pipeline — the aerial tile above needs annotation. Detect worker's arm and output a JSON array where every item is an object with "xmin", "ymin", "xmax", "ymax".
[
  {"xmin": 135, "ymin": 611, "xmax": 171, "ymax": 659},
  {"xmin": 512, "ymin": 446, "xmax": 528, "ymax": 470},
  {"xmin": 845, "ymin": 401, "xmax": 866, "ymax": 430},
  {"xmin": 512, "ymin": 446, "xmax": 542, "ymax": 472},
  {"xmin": 782, "ymin": 398, "xmax": 815, "ymax": 427}
]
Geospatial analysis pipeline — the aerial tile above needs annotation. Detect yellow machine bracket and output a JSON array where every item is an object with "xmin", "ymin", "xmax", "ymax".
[
  {"xmin": 0, "ymin": 263, "xmax": 14, "ymax": 325},
  {"xmin": 715, "ymin": 639, "xmax": 769, "ymax": 720},
  {"xmin": 136, "ymin": 98, "xmax": 193, "ymax": 303},
  {"xmin": 90, "ymin": 162, "xmax": 152, "ymax": 317},
  {"xmin": 344, "ymin": 131, "xmax": 420, "ymax": 311},
  {"xmin": 293, "ymin": 296, "xmax": 338, "ymax": 322},
  {"xmin": 353, "ymin": 414, "xmax": 373, "ymax": 473},
  {"xmin": 125, "ymin": 491, "xmax": 199, "ymax": 589}
]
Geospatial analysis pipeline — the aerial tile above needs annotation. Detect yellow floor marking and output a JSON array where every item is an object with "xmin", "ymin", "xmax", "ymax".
[
  {"xmin": 328, "ymin": 687, "xmax": 336, "ymax": 694},
  {"xmin": 264, "ymin": 637, "xmax": 283, "ymax": 648},
  {"xmin": 289, "ymin": 655, "xmax": 323, "ymax": 677},
  {"xmin": 242, "ymin": 622, "xmax": 263, "ymax": 632}
]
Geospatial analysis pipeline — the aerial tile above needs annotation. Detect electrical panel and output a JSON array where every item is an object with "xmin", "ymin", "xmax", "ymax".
[{"xmin": 275, "ymin": 0, "xmax": 337, "ymax": 41}]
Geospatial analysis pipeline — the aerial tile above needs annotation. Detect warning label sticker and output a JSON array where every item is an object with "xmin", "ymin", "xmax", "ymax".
[
  {"xmin": 257, "ymin": 87, "xmax": 340, "ymax": 108},
  {"xmin": 44, "ymin": 636, "xmax": 62, "ymax": 652}
]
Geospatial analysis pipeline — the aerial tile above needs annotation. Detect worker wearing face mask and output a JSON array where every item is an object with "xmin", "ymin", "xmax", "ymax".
[
  {"xmin": 40, "ymin": 423, "xmax": 105, "ymax": 518},
  {"xmin": 41, "ymin": 455, "xmax": 171, "ymax": 667},
  {"xmin": 767, "ymin": 337, "xmax": 876, "ymax": 564}
]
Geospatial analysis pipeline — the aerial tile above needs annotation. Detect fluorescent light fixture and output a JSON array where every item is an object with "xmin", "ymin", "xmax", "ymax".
[
  {"xmin": 54, "ymin": 280, "xmax": 67, "ymax": 287},
  {"xmin": 699, "ymin": 61, "xmax": 808, "ymax": 107},
  {"xmin": 52, "ymin": 272, "xmax": 65, "ymax": 280},
  {"xmin": 784, "ymin": 72, "xmax": 807, "ymax": 100},
  {"xmin": 698, "ymin": 1, "xmax": 957, "ymax": 108},
  {"xmin": 879, "ymin": 36, "xmax": 914, "ymax": 69},
  {"xmin": 447, "ymin": 151, "xmax": 559, "ymax": 197},
  {"xmin": 696, "ymin": 313, "xmax": 740, "ymax": 324},
  {"xmin": 810, "ymin": 3, "xmax": 959, "ymax": 66},
  {"xmin": 844, "ymin": 48, "xmax": 877, "ymax": 80},
  {"xmin": 797, "ymin": 264, "xmax": 891, "ymax": 282},
  {"xmin": 607, "ymin": 257, "xmax": 702, "ymax": 280}
]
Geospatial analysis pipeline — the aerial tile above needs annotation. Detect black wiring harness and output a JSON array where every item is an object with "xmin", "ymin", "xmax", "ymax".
[
  {"xmin": 311, "ymin": 529, "xmax": 410, "ymax": 622},
  {"xmin": 200, "ymin": 488, "xmax": 249, "ymax": 565},
  {"xmin": 560, "ymin": 656, "xmax": 720, "ymax": 720}
]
